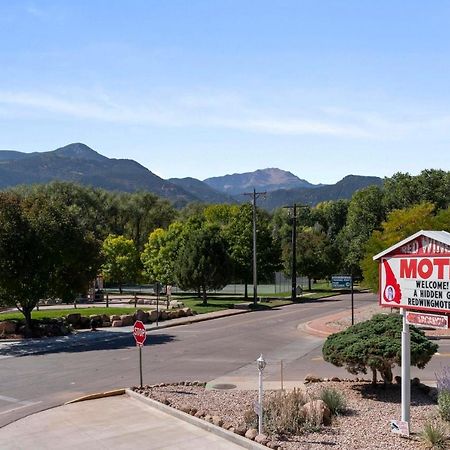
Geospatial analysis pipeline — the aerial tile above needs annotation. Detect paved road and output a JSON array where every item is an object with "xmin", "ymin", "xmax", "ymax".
[{"xmin": 1, "ymin": 292, "xmax": 446, "ymax": 428}]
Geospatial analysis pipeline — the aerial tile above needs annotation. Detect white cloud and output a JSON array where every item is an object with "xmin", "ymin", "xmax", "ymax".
[{"xmin": 1, "ymin": 88, "xmax": 450, "ymax": 141}]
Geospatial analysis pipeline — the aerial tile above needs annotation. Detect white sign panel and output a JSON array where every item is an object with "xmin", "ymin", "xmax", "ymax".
[
  {"xmin": 380, "ymin": 256, "xmax": 450, "ymax": 313},
  {"xmin": 390, "ymin": 420, "xmax": 410, "ymax": 436}
]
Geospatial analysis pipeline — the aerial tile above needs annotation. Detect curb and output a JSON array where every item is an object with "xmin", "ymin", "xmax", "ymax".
[
  {"xmin": 65, "ymin": 389, "xmax": 126, "ymax": 404},
  {"xmin": 143, "ymin": 308, "xmax": 251, "ymax": 332},
  {"xmin": 126, "ymin": 389, "xmax": 268, "ymax": 450}
]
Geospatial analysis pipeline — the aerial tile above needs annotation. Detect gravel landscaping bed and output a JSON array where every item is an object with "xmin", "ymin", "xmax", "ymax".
[{"xmin": 132, "ymin": 380, "xmax": 447, "ymax": 450}]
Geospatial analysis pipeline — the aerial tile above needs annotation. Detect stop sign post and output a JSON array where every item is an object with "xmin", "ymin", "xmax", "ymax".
[{"xmin": 133, "ymin": 321, "xmax": 147, "ymax": 388}]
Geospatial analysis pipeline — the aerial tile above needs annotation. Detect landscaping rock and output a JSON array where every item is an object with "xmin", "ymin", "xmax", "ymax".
[
  {"xmin": 182, "ymin": 307, "xmax": 193, "ymax": 316},
  {"xmin": 110, "ymin": 315, "xmax": 121, "ymax": 321},
  {"xmin": 212, "ymin": 416, "xmax": 223, "ymax": 427},
  {"xmin": 245, "ymin": 428, "xmax": 258, "ymax": 440},
  {"xmin": 120, "ymin": 315, "xmax": 134, "ymax": 326},
  {"xmin": 177, "ymin": 309, "xmax": 187, "ymax": 318},
  {"xmin": 234, "ymin": 425, "xmax": 246, "ymax": 436},
  {"xmin": 160, "ymin": 311, "xmax": 168, "ymax": 321},
  {"xmin": 135, "ymin": 310, "xmax": 149, "ymax": 323},
  {"xmin": 112, "ymin": 320, "xmax": 123, "ymax": 327},
  {"xmin": 304, "ymin": 374, "xmax": 323, "ymax": 383},
  {"xmin": 102, "ymin": 321, "xmax": 111, "ymax": 327},
  {"xmin": 0, "ymin": 321, "xmax": 16, "ymax": 334},
  {"xmin": 255, "ymin": 434, "xmax": 269, "ymax": 445},
  {"xmin": 331, "ymin": 377, "xmax": 341, "ymax": 382},
  {"xmin": 179, "ymin": 405, "xmax": 191, "ymax": 414},
  {"xmin": 170, "ymin": 300, "xmax": 184, "ymax": 308},
  {"xmin": 80, "ymin": 316, "xmax": 91, "ymax": 328},
  {"xmin": 301, "ymin": 399, "xmax": 331, "ymax": 425},
  {"xmin": 66, "ymin": 313, "xmax": 81, "ymax": 325}
]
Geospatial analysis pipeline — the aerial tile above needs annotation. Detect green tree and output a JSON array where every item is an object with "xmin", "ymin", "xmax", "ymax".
[
  {"xmin": 337, "ymin": 185, "xmax": 385, "ymax": 276},
  {"xmin": 101, "ymin": 235, "xmax": 141, "ymax": 293},
  {"xmin": 224, "ymin": 204, "xmax": 281, "ymax": 298},
  {"xmin": 174, "ymin": 225, "xmax": 231, "ymax": 304},
  {"xmin": 383, "ymin": 170, "xmax": 450, "ymax": 212},
  {"xmin": 0, "ymin": 192, "xmax": 102, "ymax": 335},
  {"xmin": 322, "ymin": 314, "xmax": 438, "ymax": 385},
  {"xmin": 141, "ymin": 222, "xmax": 184, "ymax": 286},
  {"xmin": 361, "ymin": 203, "xmax": 450, "ymax": 292}
]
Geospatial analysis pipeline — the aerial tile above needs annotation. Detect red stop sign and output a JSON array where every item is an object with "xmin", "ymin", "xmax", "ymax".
[{"xmin": 133, "ymin": 320, "xmax": 147, "ymax": 347}]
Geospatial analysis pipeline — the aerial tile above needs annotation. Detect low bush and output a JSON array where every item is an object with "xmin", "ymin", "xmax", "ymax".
[
  {"xmin": 319, "ymin": 387, "xmax": 347, "ymax": 416},
  {"xmin": 438, "ymin": 390, "xmax": 450, "ymax": 422},
  {"xmin": 263, "ymin": 388, "xmax": 309, "ymax": 435},
  {"xmin": 420, "ymin": 421, "xmax": 447, "ymax": 449}
]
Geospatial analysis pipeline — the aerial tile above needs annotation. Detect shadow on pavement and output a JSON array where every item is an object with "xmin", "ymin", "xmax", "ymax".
[{"xmin": 0, "ymin": 331, "xmax": 176, "ymax": 358}]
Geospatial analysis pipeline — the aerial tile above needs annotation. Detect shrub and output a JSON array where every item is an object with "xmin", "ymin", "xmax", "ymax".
[
  {"xmin": 436, "ymin": 366, "xmax": 450, "ymax": 392},
  {"xmin": 319, "ymin": 387, "xmax": 347, "ymax": 416},
  {"xmin": 263, "ymin": 388, "xmax": 309, "ymax": 435},
  {"xmin": 243, "ymin": 408, "xmax": 257, "ymax": 429},
  {"xmin": 323, "ymin": 314, "xmax": 438, "ymax": 384},
  {"xmin": 438, "ymin": 391, "xmax": 450, "ymax": 422},
  {"xmin": 420, "ymin": 421, "xmax": 447, "ymax": 450}
]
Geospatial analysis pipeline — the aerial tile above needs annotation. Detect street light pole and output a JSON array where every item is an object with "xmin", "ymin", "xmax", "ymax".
[{"xmin": 244, "ymin": 189, "xmax": 266, "ymax": 305}]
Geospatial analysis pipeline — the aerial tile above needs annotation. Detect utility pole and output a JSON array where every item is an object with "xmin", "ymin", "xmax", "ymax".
[
  {"xmin": 244, "ymin": 189, "xmax": 266, "ymax": 305},
  {"xmin": 283, "ymin": 204, "xmax": 307, "ymax": 302}
]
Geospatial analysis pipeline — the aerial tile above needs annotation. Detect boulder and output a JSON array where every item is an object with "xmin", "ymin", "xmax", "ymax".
[
  {"xmin": 170, "ymin": 300, "xmax": 184, "ymax": 308},
  {"xmin": 255, "ymin": 434, "xmax": 269, "ymax": 445},
  {"xmin": 101, "ymin": 314, "xmax": 110, "ymax": 323},
  {"xmin": 102, "ymin": 321, "xmax": 112, "ymax": 327},
  {"xmin": 135, "ymin": 310, "xmax": 149, "ymax": 323},
  {"xmin": 79, "ymin": 316, "xmax": 91, "ymax": 329},
  {"xmin": 0, "ymin": 321, "xmax": 16, "ymax": 334},
  {"xmin": 304, "ymin": 374, "xmax": 323, "ymax": 383},
  {"xmin": 245, "ymin": 428, "xmax": 258, "ymax": 440},
  {"xmin": 301, "ymin": 399, "xmax": 331, "ymax": 426},
  {"xmin": 212, "ymin": 416, "xmax": 223, "ymax": 427},
  {"xmin": 204, "ymin": 414, "xmax": 213, "ymax": 423},
  {"xmin": 66, "ymin": 313, "xmax": 81, "ymax": 325},
  {"xmin": 120, "ymin": 315, "xmax": 134, "ymax": 326},
  {"xmin": 182, "ymin": 307, "xmax": 193, "ymax": 316},
  {"xmin": 112, "ymin": 320, "xmax": 123, "ymax": 327},
  {"xmin": 331, "ymin": 377, "xmax": 341, "ymax": 382},
  {"xmin": 149, "ymin": 310, "xmax": 159, "ymax": 322},
  {"xmin": 234, "ymin": 425, "xmax": 246, "ymax": 436},
  {"xmin": 110, "ymin": 315, "xmax": 121, "ymax": 321},
  {"xmin": 179, "ymin": 405, "xmax": 191, "ymax": 414},
  {"xmin": 177, "ymin": 309, "xmax": 187, "ymax": 318},
  {"xmin": 160, "ymin": 311, "xmax": 168, "ymax": 321}
]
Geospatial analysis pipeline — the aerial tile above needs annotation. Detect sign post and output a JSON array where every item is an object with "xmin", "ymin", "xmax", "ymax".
[
  {"xmin": 133, "ymin": 320, "xmax": 147, "ymax": 388},
  {"xmin": 332, "ymin": 275, "xmax": 354, "ymax": 324},
  {"xmin": 373, "ymin": 230, "xmax": 450, "ymax": 432}
]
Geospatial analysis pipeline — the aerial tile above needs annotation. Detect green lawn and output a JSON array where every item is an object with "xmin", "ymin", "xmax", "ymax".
[
  {"xmin": 182, "ymin": 297, "xmax": 248, "ymax": 314},
  {"xmin": 0, "ymin": 307, "xmax": 152, "ymax": 321}
]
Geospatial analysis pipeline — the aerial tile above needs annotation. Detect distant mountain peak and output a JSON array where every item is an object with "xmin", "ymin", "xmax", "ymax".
[
  {"xmin": 53, "ymin": 143, "xmax": 107, "ymax": 162},
  {"xmin": 204, "ymin": 167, "xmax": 316, "ymax": 195}
]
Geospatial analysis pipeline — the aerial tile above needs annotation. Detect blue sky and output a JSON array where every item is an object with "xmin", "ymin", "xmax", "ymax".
[{"xmin": 0, "ymin": 1, "xmax": 449, "ymax": 183}]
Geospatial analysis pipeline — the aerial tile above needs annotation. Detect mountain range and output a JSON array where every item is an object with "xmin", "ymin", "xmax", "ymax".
[{"xmin": 0, "ymin": 143, "xmax": 383, "ymax": 209}]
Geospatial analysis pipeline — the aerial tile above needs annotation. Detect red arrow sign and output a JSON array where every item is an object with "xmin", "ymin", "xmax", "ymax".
[{"xmin": 133, "ymin": 320, "xmax": 147, "ymax": 347}]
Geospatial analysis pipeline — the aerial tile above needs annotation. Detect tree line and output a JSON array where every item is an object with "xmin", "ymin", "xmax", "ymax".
[{"xmin": 0, "ymin": 169, "xmax": 449, "ymax": 331}]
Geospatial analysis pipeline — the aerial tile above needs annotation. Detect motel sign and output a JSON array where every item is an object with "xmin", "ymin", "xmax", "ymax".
[{"xmin": 373, "ymin": 230, "xmax": 450, "ymax": 314}]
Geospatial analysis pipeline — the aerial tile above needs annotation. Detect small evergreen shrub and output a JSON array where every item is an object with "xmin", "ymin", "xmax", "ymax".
[{"xmin": 319, "ymin": 387, "xmax": 347, "ymax": 416}]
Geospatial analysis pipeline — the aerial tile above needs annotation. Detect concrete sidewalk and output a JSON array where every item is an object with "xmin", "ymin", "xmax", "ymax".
[{"xmin": 0, "ymin": 394, "xmax": 250, "ymax": 450}]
